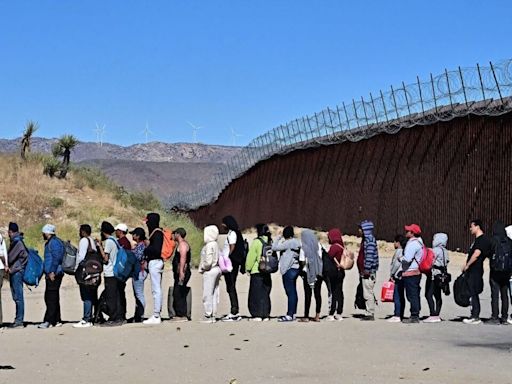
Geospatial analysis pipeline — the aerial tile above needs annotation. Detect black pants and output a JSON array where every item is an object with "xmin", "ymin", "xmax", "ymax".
[
  {"xmin": 301, "ymin": 272, "xmax": 326, "ymax": 317},
  {"xmin": 118, "ymin": 280, "xmax": 127, "ymax": 320},
  {"xmin": 425, "ymin": 276, "xmax": 442, "ymax": 316},
  {"xmin": 328, "ymin": 270, "xmax": 345, "ymax": 316},
  {"xmin": 173, "ymin": 270, "xmax": 191, "ymax": 317},
  {"xmin": 403, "ymin": 274, "xmax": 421, "ymax": 319},
  {"xmin": 104, "ymin": 277, "xmax": 122, "ymax": 322},
  {"xmin": 470, "ymin": 294, "xmax": 481, "ymax": 319},
  {"xmin": 224, "ymin": 262, "xmax": 240, "ymax": 315},
  {"xmin": 44, "ymin": 274, "xmax": 63, "ymax": 325},
  {"xmin": 490, "ymin": 270, "xmax": 510, "ymax": 320},
  {"xmin": 248, "ymin": 273, "xmax": 272, "ymax": 318}
]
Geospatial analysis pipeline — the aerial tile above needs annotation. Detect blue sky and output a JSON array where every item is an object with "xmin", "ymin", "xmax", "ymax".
[{"xmin": 0, "ymin": 0, "xmax": 510, "ymax": 146}]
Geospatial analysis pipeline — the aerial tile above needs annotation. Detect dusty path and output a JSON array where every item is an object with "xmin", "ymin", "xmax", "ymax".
[{"xmin": 0, "ymin": 237, "xmax": 511, "ymax": 384}]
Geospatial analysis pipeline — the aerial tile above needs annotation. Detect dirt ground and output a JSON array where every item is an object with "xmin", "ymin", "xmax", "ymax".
[{"xmin": 1, "ymin": 235, "xmax": 511, "ymax": 384}]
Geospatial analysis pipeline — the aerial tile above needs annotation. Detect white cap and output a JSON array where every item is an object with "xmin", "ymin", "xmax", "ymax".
[
  {"xmin": 115, "ymin": 223, "xmax": 128, "ymax": 232},
  {"xmin": 42, "ymin": 224, "xmax": 56, "ymax": 235}
]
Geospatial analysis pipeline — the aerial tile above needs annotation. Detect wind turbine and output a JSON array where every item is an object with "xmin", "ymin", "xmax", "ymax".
[
  {"xmin": 230, "ymin": 126, "xmax": 243, "ymax": 146},
  {"xmin": 187, "ymin": 121, "xmax": 202, "ymax": 143},
  {"xmin": 142, "ymin": 121, "xmax": 154, "ymax": 144},
  {"xmin": 94, "ymin": 122, "xmax": 106, "ymax": 147}
]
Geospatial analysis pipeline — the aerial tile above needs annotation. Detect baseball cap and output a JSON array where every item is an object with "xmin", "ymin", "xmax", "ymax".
[
  {"xmin": 404, "ymin": 224, "xmax": 422, "ymax": 235},
  {"xmin": 42, "ymin": 224, "xmax": 56, "ymax": 235},
  {"xmin": 115, "ymin": 223, "xmax": 128, "ymax": 232}
]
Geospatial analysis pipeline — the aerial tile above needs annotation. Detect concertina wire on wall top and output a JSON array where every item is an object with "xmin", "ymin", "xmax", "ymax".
[{"xmin": 167, "ymin": 59, "xmax": 512, "ymax": 211}]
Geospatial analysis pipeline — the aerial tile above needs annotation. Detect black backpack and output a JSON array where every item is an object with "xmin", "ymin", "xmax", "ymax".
[
  {"xmin": 490, "ymin": 237, "xmax": 512, "ymax": 272},
  {"xmin": 322, "ymin": 247, "xmax": 337, "ymax": 278},
  {"xmin": 453, "ymin": 273, "xmax": 471, "ymax": 307},
  {"xmin": 258, "ymin": 238, "xmax": 278, "ymax": 274},
  {"xmin": 75, "ymin": 239, "xmax": 103, "ymax": 287}
]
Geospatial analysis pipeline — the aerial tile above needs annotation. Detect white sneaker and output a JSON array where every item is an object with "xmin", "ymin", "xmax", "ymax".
[
  {"xmin": 334, "ymin": 314, "xmax": 343, "ymax": 321},
  {"xmin": 221, "ymin": 313, "xmax": 242, "ymax": 322},
  {"xmin": 423, "ymin": 316, "xmax": 441, "ymax": 323},
  {"xmin": 73, "ymin": 320, "xmax": 93, "ymax": 328},
  {"xmin": 200, "ymin": 315, "xmax": 216, "ymax": 324},
  {"xmin": 325, "ymin": 315, "xmax": 336, "ymax": 322},
  {"xmin": 143, "ymin": 316, "xmax": 162, "ymax": 325},
  {"xmin": 249, "ymin": 317, "xmax": 263, "ymax": 322},
  {"xmin": 387, "ymin": 316, "xmax": 401, "ymax": 323},
  {"xmin": 463, "ymin": 318, "xmax": 482, "ymax": 325},
  {"xmin": 508, "ymin": 317, "xmax": 512, "ymax": 325},
  {"xmin": 54, "ymin": 322, "xmax": 63, "ymax": 327}
]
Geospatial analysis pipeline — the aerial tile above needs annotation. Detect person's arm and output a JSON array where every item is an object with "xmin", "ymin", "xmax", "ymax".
[
  {"xmin": 272, "ymin": 237, "xmax": 289, "ymax": 252},
  {"xmin": 227, "ymin": 232, "xmax": 236, "ymax": 256},
  {"xmin": 96, "ymin": 239, "xmax": 110, "ymax": 264},
  {"xmin": 463, "ymin": 249, "xmax": 481, "ymax": 272},
  {"xmin": 48, "ymin": 239, "xmax": 63, "ymax": 279}
]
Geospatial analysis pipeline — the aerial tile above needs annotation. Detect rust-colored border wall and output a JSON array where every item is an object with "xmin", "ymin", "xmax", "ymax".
[{"xmin": 189, "ymin": 113, "xmax": 512, "ymax": 250}]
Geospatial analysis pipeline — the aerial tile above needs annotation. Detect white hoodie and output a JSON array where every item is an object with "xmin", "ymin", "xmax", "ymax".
[
  {"xmin": 199, "ymin": 225, "xmax": 219, "ymax": 273},
  {"xmin": 506, "ymin": 225, "xmax": 512, "ymax": 241}
]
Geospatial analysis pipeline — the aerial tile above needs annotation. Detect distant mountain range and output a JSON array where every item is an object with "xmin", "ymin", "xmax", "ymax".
[{"xmin": 0, "ymin": 137, "xmax": 240, "ymax": 200}]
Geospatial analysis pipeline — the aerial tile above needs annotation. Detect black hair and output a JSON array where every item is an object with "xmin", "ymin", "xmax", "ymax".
[
  {"xmin": 470, "ymin": 219, "xmax": 484, "ymax": 232},
  {"xmin": 283, "ymin": 226, "xmax": 294, "ymax": 239},
  {"xmin": 256, "ymin": 223, "xmax": 271, "ymax": 239},
  {"xmin": 222, "ymin": 215, "xmax": 239, "ymax": 231},
  {"xmin": 100, "ymin": 221, "xmax": 115, "ymax": 235},
  {"xmin": 80, "ymin": 224, "xmax": 92, "ymax": 236},
  {"xmin": 394, "ymin": 234, "xmax": 408, "ymax": 249},
  {"xmin": 174, "ymin": 227, "xmax": 187, "ymax": 239}
]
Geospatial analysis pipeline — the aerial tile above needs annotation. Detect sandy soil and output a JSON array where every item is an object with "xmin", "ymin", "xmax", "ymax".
[{"xmin": 0, "ymin": 234, "xmax": 511, "ymax": 384}]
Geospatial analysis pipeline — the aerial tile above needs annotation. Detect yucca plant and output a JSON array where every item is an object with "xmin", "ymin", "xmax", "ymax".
[
  {"xmin": 20, "ymin": 121, "xmax": 39, "ymax": 160},
  {"xmin": 43, "ymin": 157, "xmax": 61, "ymax": 178}
]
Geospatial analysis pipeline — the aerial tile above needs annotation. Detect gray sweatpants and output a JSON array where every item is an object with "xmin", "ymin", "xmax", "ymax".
[
  {"xmin": 202, "ymin": 266, "xmax": 221, "ymax": 317},
  {"xmin": 362, "ymin": 274, "xmax": 377, "ymax": 315}
]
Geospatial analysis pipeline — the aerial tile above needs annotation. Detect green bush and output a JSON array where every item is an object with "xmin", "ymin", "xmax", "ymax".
[{"xmin": 49, "ymin": 197, "xmax": 64, "ymax": 208}]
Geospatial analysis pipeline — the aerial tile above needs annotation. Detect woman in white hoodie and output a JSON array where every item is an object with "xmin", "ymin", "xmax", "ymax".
[{"xmin": 199, "ymin": 225, "xmax": 221, "ymax": 323}]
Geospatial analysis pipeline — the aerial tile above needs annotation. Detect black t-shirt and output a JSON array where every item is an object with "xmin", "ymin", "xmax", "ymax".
[{"xmin": 467, "ymin": 234, "xmax": 492, "ymax": 272}]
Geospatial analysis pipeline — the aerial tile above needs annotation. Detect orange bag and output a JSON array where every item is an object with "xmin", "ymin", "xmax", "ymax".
[{"xmin": 150, "ymin": 228, "xmax": 176, "ymax": 261}]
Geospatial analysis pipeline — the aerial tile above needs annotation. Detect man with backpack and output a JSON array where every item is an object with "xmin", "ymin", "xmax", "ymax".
[
  {"xmin": 73, "ymin": 224, "xmax": 98, "ymax": 328},
  {"xmin": 488, "ymin": 220, "xmax": 512, "ymax": 325},
  {"xmin": 401, "ymin": 224, "xmax": 424, "ymax": 324},
  {"xmin": 7, "ymin": 222, "xmax": 27, "ymax": 328},
  {"xmin": 97, "ymin": 221, "xmax": 123, "ymax": 327},
  {"xmin": 38, "ymin": 224, "xmax": 65, "ymax": 329},
  {"xmin": 143, "ymin": 213, "xmax": 164, "ymax": 325},
  {"xmin": 461, "ymin": 219, "xmax": 492, "ymax": 325}
]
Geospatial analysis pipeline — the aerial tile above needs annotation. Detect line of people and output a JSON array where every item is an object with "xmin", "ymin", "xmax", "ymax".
[{"xmin": 1, "ymin": 215, "xmax": 511, "ymax": 327}]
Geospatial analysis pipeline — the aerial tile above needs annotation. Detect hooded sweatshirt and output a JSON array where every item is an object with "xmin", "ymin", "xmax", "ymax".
[
  {"xmin": 272, "ymin": 236, "xmax": 301, "ymax": 275},
  {"xmin": 357, "ymin": 220, "xmax": 379, "ymax": 275},
  {"xmin": 199, "ymin": 225, "xmax": 219, "ymax": 273},
  {"xmin": 327, "ymin": 229, "xmax": 344, "ymax": 263},
  {"xmin": 490, "ymin": 221, "xmax": 512, "ymax": 272},
  {"xmin": 301, "ymin": 229, "xmax": 323, "ymax": 286},
  {"xmin": 43, "ymin": 235, "xmax": 65, "ymax": 275},
  {"xmin": 506, "ymin": 225, "xmax": 512, "ymax": 241},
  {"xmin": 144, "ymin": 213, "xmax": 164, "ymax": 262},
  {"xmin": 8, "ymin": 233, "xmax": 28, "ymax": 274},
  {"xmin": 432, "ymin": 233, "xmax": 449, "ymax": 278},
  {"xmin": 402, "ymin": 236, "xmax": 424, "ymax": 275},
  {"xmin": 246, "ymin": 235, "xmax": 269, "ymax": 274}
]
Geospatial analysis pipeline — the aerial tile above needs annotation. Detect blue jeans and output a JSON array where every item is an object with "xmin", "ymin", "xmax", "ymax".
[
  {"xmin": 282, "ymin": 268, "xmax": 300, "ymax": 317},
  {"xmin": 132, "ymin": 270, "xmax": 148, "ymax": 320},
  {"xmin": 79, "ymin": 285, "xmax": 98, "ymax": 322},
  {"xmin": 403, "ymin": 275, "xmax": 421, "ymax": 318},
  {"xmin": 393, "ymin": 279, "xmax": 405, "ymax": 318},
  {"xmin": 10, "ymin": 270, "xmax": 24, "ymax": 323}
]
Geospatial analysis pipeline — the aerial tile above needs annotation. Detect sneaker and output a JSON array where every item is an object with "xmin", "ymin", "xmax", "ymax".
[
  {"xmin": 423, "ymin": 316, "xmax": 441, "ymax": 323},
  {"xmin": 278, "ymin": 315, "xmax": 295, "ymax": 322},
  {"xmin": 221, "ymin": 313, "xmax": 242, "ymax": 322},
  {"xmin": 387, "ymin": 316, "xmax": 401, "ymax": 323},
  {"xmin": 501, "ymin": 318, "xmax": 509, "ymax": 325},
  {"xmin": 143, "ymin": 316, "xmax": 162, "ymax": 325},
  {"xmin": 54, "ymin": 322, "xmax": 63, "ymax": 327},
  {"xmin": 38, "ymin": 322, "xmax": 51, "ymax": 329},
  {"xmin": 463, "ymin": 318, "xmax": 482, "ymax": 325},
  {"xmin": 334, "ymin": 314, "xmax": 344, "ymax": 321},
  {"xmin": 249, "ymin": 317, "xmax": 263, "ymax": 322},
  {"xmin": 325, "ymin": 315, "xmax": 336, "ymax": 322},
  {"xmin": 169, "ymin": 316, "xmax": 188, "ymax": 323},
  {"xmin": 10, "ymin": 322, "xmax": 24, "ymax": 329},
  {"xmin": 508, "ymin": 316, "xmax": 512, "ymax": 325},
  {"xmin": 73, "ymin": 320, "xmax": 93, "ymax": 328},
  {"xmin": 262, "ymin": 317, "xmax": 270, "ymax": 322},
  {"xmin": 200, "ymin": 315, "xmax": 216, "ymax": 324},
  {"xmin": 487, "ymin": 318, "xmax": 500, "ymax": 325},
  {"xmin": 99, "ymin": 320, "xmax": 123, "ymax": 327},
  {"xmin": 361, "ymin": 315, "xmax": 375, "ymax": 321},
  {"xmin": 402, "ymin": 317, "xmax": 420, "ymax": 324}
]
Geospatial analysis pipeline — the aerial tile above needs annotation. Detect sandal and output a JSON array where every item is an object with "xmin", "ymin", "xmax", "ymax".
[{"xmin": 298, "ymin": 317, "xmax": 310, "ymax": 323}]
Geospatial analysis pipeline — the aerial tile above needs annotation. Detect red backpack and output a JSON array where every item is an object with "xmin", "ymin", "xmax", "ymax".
[{"xmin": 419, "ymin": 246, "xmax": 435, "ymax": 274}]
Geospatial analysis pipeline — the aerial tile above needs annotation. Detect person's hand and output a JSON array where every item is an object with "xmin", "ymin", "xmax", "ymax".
[
  {"xmin": 179, "ymin": 271, "xmax": 185, "ymax": 283},
  {"xmin": 362, "ymin": 271, "xmax": 371, "ymax": 278},
  {"xmin": 4, "ymin": 266, "xmax": 9, "ymax": 274},
  {"xmin": 141, "ymin": 260, "xmax": 148, "ymax": 271},
  {"xmin": 462, "ymin": 264, "xmax": 468, "ymax": 272},
  {"xmin": 49, "ymin": 272, "xmax": 55, "ymax": 282},
  {"xmin": 144, "ymin": 239, "xmax": 150, "ymax": 247},
  {"xmin": 95, "ymin": 238, "xmax": 102, "ymax": 248}
]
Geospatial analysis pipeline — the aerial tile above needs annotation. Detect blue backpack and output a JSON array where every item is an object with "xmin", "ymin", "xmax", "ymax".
[
  {"xmin": 112, "ymin": 238, "xmax": 138, "ymax": 281},
  {"xmin": 23, "ymin": 248, "xmax": 44, "ymax": 287}
]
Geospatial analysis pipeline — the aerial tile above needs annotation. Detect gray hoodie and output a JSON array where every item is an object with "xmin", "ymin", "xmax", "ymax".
[
  {"xmin": 272, "ymin": 236, "xmax": 301, "ymax": 275},
  {"xmin": 431, "ymin": 233, "xmax": 449, "ymax": 278},
  {"xmin": 199, "ymin": 225, "xmax": 219, "ymax": 273}
]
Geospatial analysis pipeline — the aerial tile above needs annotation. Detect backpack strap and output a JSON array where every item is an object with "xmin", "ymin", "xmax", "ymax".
[
  {"xmin": 149, "ymin": 228, "xmax": 163, "ymax": 239},
  {"xmin": 86, "ymin": 237, "xmax": 93, "ymax": 253}
]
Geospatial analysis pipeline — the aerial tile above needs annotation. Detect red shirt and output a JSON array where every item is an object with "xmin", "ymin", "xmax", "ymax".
[{"xmin": 118, "ymin": 236, "xmax": 132, "ymax": 250}]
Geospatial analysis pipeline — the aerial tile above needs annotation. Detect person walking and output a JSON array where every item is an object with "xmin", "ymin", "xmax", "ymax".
[
  {"xmin": 298, "ymin": 229, "xmax": 326, "ymax": 322},
  {"xmin": 143, "ymin": 213, "xmax": 165, "ymax": 325},
  {"xmin": 171, "ymin": 227, "xmax": 192, "ymax": 322},
  {"xmin": 272, "ymin": 226, "xmax": 301, "ymax": 322},
  {"xmin": 387, "ymin": 235, "xmax": 407, "ymax": 323},
  {"xmin": 325, "ymin": 228, "xmax": 345, "ymax": 321},
  {"xmin": 7, "ymin": 222, "xmax": 27, "ymax": 328},
  {"xmin": 199, "ymin": 225, "xmax": 222, "ymax": 323},
  {"xmin": 73, "ymin": 224, "xmax": 98, "ymax": 328},
  {"xmin": 220, "ymin": 215, "xmax": 245, "ymax": 322},
  {"xmin": 246, "ymin": 224, "xmax": 272, "ymax": 321},
  {"xmin": 401, "ymin": 224, "xmax": 423, "ymax": 324},
  {"xmin": 488, "ymin": 221, "xmax": 512, "ymax": 325},
  {"xmin": 462, "ymin": 219, "xmax": 492, "ymax": 325},
  {"xmin": 358, "ymin": 220, "xmax": 379, "ymax": 321},
  {"xmin": 38, "ymin": 225, "xmax": 65, "ymax": 329},
  {"xmin": 424, "ymin": 233, "xmax": 449, "ymax": 323},
  {"xmin": 130, "ymin": 227, "xmax": 148, "ymax": 323}
]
